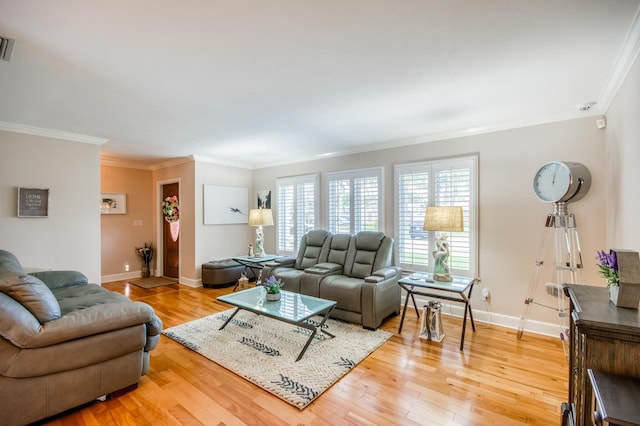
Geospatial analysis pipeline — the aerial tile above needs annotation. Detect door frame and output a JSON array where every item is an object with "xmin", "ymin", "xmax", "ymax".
[{"xmin": 156, "ymin": 178, "xmax": 181, "ymax": 278}]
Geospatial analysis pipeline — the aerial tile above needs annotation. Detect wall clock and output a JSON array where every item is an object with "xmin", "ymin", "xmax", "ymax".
[{"xmin": 532, "ymin": 161, "xmax": 591, "ymax": 203}]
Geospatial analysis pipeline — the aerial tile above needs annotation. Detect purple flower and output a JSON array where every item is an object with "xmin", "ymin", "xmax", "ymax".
[{"xmin": 596, "ymin": 249, "xmax": 619, "ymax": 287}]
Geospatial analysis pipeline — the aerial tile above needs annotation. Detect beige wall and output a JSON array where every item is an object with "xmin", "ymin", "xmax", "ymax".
[
  {"xmin": 253, "ymin": 117, "xmax": 607, "ymax": 333},
  {"xmin": 100, "ymin": 165, "xmax": 154, "ymax": 280},
  {"xmin": 605, "ymin": 55, "xmax": 640, "ymax": 249},
  {"xmin": 0, "ymin": 131, "xmax": 101, "ymax": 283}
]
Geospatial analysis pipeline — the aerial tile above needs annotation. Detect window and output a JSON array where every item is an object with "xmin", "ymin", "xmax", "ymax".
[
  {"xmin": 327, "ymin": 168, "xmax": 382, "ymax": 234},
  {"xmin": 394, "ymin": 156, "xmax": 477, "ymax": 276},
  {"xmin": 276, "ymin": 174, "xmax": 319, "ymax": 256}
]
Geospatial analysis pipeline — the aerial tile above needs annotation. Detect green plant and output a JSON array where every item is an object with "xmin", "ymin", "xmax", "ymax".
[
  {"xmin": 597, "ymin": 249, "xmax": 619, "ymax": 287},
  {"xmin": 264, "ymin": 276, "xmax": 283, "ymax": 294}
]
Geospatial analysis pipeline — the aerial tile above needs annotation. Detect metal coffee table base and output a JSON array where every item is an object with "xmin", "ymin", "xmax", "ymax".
[{"xmin": 219, "ymin": 305, "xmax": 336, "ymax": 362}]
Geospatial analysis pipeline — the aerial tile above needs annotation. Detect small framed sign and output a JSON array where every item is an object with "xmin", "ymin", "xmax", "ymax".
[
  {"xmin": 101, "ymin": 193, "xmax": 126, "ymax": 214},
  {"xmin": 17, "ymin": 187, "xmax": 49, "ymax": 217}
]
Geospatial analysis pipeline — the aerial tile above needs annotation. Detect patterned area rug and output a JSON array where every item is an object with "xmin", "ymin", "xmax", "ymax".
[
  {"xmin": 128, "ymin": 276, "xmax": 177, "ymax": 289},
  {"xmin": 162, "ymin": 309, "xmax": 392, "ymax": 409}
]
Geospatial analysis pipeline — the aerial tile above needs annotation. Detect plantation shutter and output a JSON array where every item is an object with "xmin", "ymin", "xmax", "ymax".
[
  {"xmin": 395, "ymin": 156, "xmax": 477, "ymax": 276},
  {"xmin": 276, "ymin": 174, "xmax": 318, "ymax": 256},
  {"xmin": 327, "ymin": 168, "xmax": 382, "ymax": 234}
]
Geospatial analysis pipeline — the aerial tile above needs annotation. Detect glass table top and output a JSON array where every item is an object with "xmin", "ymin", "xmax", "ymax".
[
  {"xmin": 398, "ymin": 272, "xmax": 474, "ymax": 293},
  {"xmin": 217, "ymin": 287, "xmax": 336, "ymax": 323}
]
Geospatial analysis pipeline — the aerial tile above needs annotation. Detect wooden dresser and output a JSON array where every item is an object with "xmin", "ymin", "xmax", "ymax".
[{"xmin": 563, "ymin": 285, "xmax": 640, "ymax": 426}]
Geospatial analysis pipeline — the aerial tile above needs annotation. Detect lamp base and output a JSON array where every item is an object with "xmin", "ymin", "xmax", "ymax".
[{"xmin": 433, "ymin": 273, "xmax": 453, "ymax": 282}]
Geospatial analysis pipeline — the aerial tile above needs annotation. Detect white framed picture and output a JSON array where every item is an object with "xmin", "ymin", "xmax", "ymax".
[
  {"xmin": 203, "ymin": 185, "xmax": 248, "ymax": 224},
  {"xmin": 101, "ymin": 193, "xmax": 126, "ymax": 214}
]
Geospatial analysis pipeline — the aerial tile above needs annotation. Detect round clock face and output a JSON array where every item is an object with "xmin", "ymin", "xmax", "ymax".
[
  {"xmin": 533, "ymin": 161, "xmax": 572, "ymax": 203},
  {"xmin": 533, "ymin": 161, "xmax": 591, "ymax": 204}
]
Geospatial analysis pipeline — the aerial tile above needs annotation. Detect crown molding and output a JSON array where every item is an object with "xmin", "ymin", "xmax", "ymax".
[
  {"xmin": 0, "ymin": 121, "xmax": 108, "ymax": 145},
  {"xmin": 599, "ymin": 7, "xmax": 640, "ymax": 111}
]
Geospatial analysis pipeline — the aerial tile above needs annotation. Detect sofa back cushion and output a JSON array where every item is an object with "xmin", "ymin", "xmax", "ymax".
[
  {"xmin": 0, "ymin": 273, "xmax": 61, "ymax": 323},
  {"xmin": 323, "ymin": 234, "xmax": 353, "ymax": 266},
  {"xmin": 295, "ymin": 230, "xmax": 331, "ymax": 269},
  {"xmin": 344, "ymin": 231, "xmax": 393, "ymax": 278},
  {"xmin": 0, "ymin": 250, "xmax": 24, "ymax": 275}
]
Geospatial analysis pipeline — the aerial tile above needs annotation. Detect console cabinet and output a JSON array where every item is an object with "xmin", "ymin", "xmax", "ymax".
[{"xmin": 562, "ymin": 285, "xmax": 640, "ymax": 426}]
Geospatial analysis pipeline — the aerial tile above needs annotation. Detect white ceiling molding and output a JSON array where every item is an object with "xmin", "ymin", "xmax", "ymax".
[
  {"xmin": 0, "ymin": 121, "xmax": 108, "ymax": 145},
  {"xmin": 599, "ymin": 6, "xmax": 640, "ymax": 111}
]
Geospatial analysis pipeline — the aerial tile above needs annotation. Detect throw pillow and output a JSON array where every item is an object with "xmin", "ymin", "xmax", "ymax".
[{"xmin": 0, "ymin": 274, "xmax": 61, "ymax": 323}]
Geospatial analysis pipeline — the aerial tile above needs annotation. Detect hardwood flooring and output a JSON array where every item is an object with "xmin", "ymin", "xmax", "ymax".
[{"xmin": 42, "ymin": 282, "xmax": 567, "ymax": 425}]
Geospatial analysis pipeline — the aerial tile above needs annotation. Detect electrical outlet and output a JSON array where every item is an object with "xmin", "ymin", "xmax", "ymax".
[
  {"xmin": 124, "ymin": 262, "xmax": 130, "ymax": 272},
  {"xmin": 482, "ymin": 288, "xmax": 490, "ymax": 301}
]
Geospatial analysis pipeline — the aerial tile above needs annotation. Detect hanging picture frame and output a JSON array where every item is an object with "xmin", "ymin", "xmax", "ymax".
[
  {"xmin": 17, "ymin": 187, "xmax": 49, "ymax": 217},
  {"xmin": 100, "ymin": 193, "xmax": 127, "ymax": 214}
]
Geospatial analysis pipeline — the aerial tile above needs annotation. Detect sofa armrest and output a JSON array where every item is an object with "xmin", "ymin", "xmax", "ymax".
[
  {"xmin": 365, "ymin": 267, "xmax": 401, "ymax": 282},
  {"xmin": 305, "ymin": 262, "xmax": 343, "ymax": 275},
  {"xmin": 29, "ymin": 270, "xmax": 88, "ymax": 290},
  {"xmin": 6, "ymin": 301, "xmax": 157, "ymax": 349},
  {"xmin": 264, "ymin": 257, "xmax": 296, "ymax": 268}
]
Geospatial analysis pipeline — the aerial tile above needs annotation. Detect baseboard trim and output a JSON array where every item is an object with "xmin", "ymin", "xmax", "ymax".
[{"xmin": 405, "ymin": 294, "xmax": 562, "ymax": 338}]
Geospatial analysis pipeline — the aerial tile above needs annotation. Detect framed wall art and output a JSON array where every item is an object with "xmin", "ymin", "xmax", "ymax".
[
  {"xmin": 17, "ymin": 187, "xmax": 49, "ymax": 217},
  {"xmin": 101, "ymin": 193, "xmax": 127, "ymax": 215},
  {"xmin": 203, "ymin": 185, "xmax": 248, "ymax": 224}
]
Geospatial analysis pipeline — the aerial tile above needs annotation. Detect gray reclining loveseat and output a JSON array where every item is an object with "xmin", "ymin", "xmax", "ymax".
[
  {"xmin": 0, "ymin": 249, "xmax": 162, "ymax": 426},
  {"xmin": 264, "ymin": 230, "xmax": 401, "ymax": 329}
]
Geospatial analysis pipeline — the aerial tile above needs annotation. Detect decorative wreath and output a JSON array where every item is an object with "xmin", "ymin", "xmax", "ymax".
[{"xmin": 162, "ymin": 196, "xmax": 179, "ymax": 223}]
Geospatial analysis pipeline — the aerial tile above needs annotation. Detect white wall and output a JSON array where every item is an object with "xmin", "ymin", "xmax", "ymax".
[
  {"xmin": 0, "ymin": 131, "xmax": 101, "ymax": 282},
  {"xmin": 193, "ymin": 160, "xmax": 253, "ymax": 286},
  {"xmin": 605, "ymin": 55, "xmax": 640, "ymax": 249},
  {"xmin": 253, "ymin": 117, "xmax": 607, "ymax": 334}
]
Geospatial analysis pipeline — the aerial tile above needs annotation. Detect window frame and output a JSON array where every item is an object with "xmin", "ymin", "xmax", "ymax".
[
  {"xmin": 275, "ymin": 173, "xmax": 319, "ymax": 256},
  {"xmin": 325, "ymin": 167, "xmax": 384, "ymax": 234},
  {"xmin": 394, "ymin": 155, "xmax": 478, "ymax": 277}
]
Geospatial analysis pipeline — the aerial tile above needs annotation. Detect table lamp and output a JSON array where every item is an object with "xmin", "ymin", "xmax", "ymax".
[
  {"xmin": 248, "ymin": 208, "xmax": 274, "ymax": 257},
  {"xmin": 423, "ymin": 206, "xmax": 464, "ymax": 281}
]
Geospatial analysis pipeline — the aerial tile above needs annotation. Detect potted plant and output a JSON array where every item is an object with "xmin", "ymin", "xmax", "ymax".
[
  {"xmin": 264, "ymin": 276, "xmax": 284, "ymax": 301},
  {"xmin": 135, "ymin": 242, "xmax": 154, "ymax": 278},
  {"xmin": 598, "ymin": 249, "xmax": 640, "ymax": 308}
]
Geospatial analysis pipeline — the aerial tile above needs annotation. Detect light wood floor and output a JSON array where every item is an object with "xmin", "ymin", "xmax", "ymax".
[{"xmin": 42, "ymin": 281, "xmax": 567, "ymax": 425}]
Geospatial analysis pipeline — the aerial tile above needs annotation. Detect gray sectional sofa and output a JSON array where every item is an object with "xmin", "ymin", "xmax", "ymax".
[
  {"xmin": 0, "ymin": 249, "xmax": 162, "ymax": 426},
  {"xmin": 263, "ymin": 230, "xmax": 402, "ymax": 329}
]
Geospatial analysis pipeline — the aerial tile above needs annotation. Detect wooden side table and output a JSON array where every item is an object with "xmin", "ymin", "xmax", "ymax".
[
  {"xmin": 589, "ymin": 369, "xmax": 640, "ymax": 426},
  {"xmin": 397, "ymin": 273, "xmax": 477, "ymax": 350}
]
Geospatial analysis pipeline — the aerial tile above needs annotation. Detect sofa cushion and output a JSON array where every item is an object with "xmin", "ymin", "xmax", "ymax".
[
  {"xmin": 29, "ymin": 270, "xmax": 88, "ymax": 290},
  {"xmin": 0, "ymin": 274, "xmax": 61, "ymax": 323},
  {"xmin": 0, "ymin": 250, "xmax": 24, "ymax": 275},
  {"xmin": 325, "ymin": 234, "xmax": 352, "ymax": 265},
  {"xmin": 295, "ymin": 230, "xmax": 331, "ymax": 269},
  {"xmin": 320, "ymin": 275, "xmax": 362, "ymax": 313}
]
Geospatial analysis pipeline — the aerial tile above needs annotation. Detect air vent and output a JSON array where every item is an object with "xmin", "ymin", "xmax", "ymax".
[{"xmin": 0, "ymin": 36, "xmax": 15, "ymax": 62}]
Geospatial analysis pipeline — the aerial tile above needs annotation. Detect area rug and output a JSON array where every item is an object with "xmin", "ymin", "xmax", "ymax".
[
  {"xmin": 128, "ymin": 276, "xmax": 177, "ymax": 289},
  {"xmin": 162, "ymin": 309, "xmax": 392, "ymax": 409}
]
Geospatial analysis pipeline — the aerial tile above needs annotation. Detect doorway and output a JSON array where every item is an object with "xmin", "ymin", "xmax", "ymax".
[{"xmin": 162, "ymin": 182, "xmax": 179, "ymax": 278}]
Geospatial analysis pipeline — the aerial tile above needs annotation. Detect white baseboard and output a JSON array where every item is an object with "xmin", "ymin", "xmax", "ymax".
[{"xmin": 406, "ymin": 294, "xmax": 563, "ymax": 339}]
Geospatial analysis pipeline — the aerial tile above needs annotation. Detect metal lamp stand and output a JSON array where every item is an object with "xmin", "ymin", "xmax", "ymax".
[{"xmin": 516, "ymin": 202, "xmax": 584, "ymax": 357}]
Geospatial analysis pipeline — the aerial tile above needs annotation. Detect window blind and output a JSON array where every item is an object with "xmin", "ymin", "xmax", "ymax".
[
  {"xmin": 276, "ymin": 174, "xmax": 318, "ymax": 256},
  {"xmin": 327, "ymin": 168, "xmax": 382, "ymax": 234},
  {"xmin": 395, "ymin": 156, "xmax": 477, "ymax": 276}
]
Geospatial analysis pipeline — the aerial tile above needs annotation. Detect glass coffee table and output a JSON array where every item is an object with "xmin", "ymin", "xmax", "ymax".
[{"xmin": 217, "ymin": 287, "xmax": 337, "ymax": 361}]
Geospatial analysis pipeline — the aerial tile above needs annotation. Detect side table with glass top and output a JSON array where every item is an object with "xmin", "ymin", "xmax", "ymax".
[
  {"xmin": 397, "ymin": 273, "xmax": 477, "ymax": 350},
  {"xmin": 231, "ymin": 254, "xmax": 281, "ymax": 290}
]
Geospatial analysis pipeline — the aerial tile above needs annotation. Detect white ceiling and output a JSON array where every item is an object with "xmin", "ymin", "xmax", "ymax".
[{"xmin": 1, "ymin": 1, "xmax": 639, "ymax": 169}]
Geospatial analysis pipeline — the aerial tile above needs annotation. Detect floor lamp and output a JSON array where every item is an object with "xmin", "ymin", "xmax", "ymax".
[
  {"xmin": 249, "ymin": 209, "xmax": 274, "ymax": 258},
  {"xmin": 423, "ymin": 206, "xmax": 464, "ymax": 282}
]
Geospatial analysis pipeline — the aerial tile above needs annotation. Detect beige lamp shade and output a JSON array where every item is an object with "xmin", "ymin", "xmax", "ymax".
[
  {"xmin": 248, "ymin": 208, "xmax": 274, "ymax": 226},
  {"xmin": 423, "ymin": 206, "xmax": 464, "ymax": 232}
]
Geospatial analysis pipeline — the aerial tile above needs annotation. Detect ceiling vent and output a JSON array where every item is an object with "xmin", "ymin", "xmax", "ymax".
[{"xmin": 0, "ymin": 36, "xmax": 15, "ymax": 62}]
